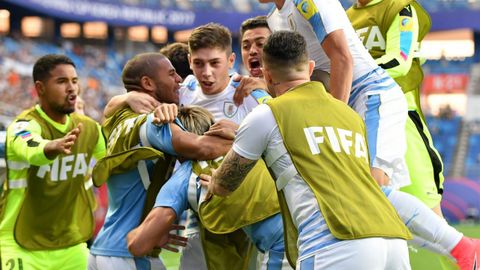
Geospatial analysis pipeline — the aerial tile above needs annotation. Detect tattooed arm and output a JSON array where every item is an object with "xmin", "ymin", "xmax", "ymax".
[{"xmin": 209, "ymin": 149, "xmax": 257, "ymax": 197}]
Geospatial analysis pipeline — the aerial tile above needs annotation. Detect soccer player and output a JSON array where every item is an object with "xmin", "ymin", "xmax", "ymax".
[
  {"xmin": 346, "ymin": 2, "xmax": 480, "ymax": 269},
  {"xmin": 259, "ymin": 0, "xmax": 408, "ymax": 190},
  {"xmin": 238, "ymin": 11, "xmax": 480, "ymax": 268},
  {"xmin": 179, "ymin": 23, "xmax": 270, "ymax": 123},
  {"xmin": 0, "ymin": 54, "xmax": 106, "ymax": 269},
  {"xmin": 205, "ymin": 30, "xmax": 412, "ymax": 269},
  {"xmin": 88, "ymin": 52, "xmax": 233, "ymax": 270},
  {"xmin": 103, "ymin": 23, "xmax": 272, "ymax": 270},
  {"xmin": 346, "ymin": 0, "xmax": 443, "ymax": 216},
  {"xmin": 240, "ymin": 16, "xmax": 271, "ymax": 78},
  {"xmin": 127, "ymin": 106, "xmax": 291, "ymax": 270}
]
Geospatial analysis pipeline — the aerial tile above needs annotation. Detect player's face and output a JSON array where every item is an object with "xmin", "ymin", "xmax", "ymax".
[
  {"xmin": 241, "ymin": 27, "xmax": 271, "ymax": 78},
  {"xmin": 37, "ymin": 64, "xmax": 79, "ymax": 117},
  {"xmin": 152, "ymin": 58, "xmax": 182, "ymax": 105},
  {"xmin": 189, "ymin": 47, "xmax": 235, "ymax": 95}
]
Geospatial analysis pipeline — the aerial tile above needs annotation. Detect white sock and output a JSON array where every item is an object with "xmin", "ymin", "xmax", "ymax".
[
  {"xmin": 384, "ymin": 188, "xmax": 463, "ymax": 253},
  {"xmin": 409, "ymin": 235, "xmax": 452, "ymax": 258}
]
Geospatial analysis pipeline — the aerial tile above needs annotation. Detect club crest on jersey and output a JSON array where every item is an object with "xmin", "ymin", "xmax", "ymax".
[{"xmin": 223, "ymin": 102, "xmax": 238, "ymax": 118}]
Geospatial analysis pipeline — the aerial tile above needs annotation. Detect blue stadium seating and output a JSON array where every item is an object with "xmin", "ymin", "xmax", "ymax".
[
  {"xmin": 423, "ymin": 58, "xmax": 474, "ymax": 74},
  {"xmin": 466, "ymin": 123, "xmax": 480, "ymax": 178},
  {"xmin": 426, "ymin": 116, "xmax": 462, "ymax": 176}
]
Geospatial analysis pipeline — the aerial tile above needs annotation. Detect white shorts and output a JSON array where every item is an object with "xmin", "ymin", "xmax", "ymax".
[
  {"xmin": 297, "ymin": 237, "xmax": 410, "ymax": 270},
  {"xmin": 349, "ymin": 68, "xmax": 410, "ymax": 188},
  {"xmin": 88, "ymin": 254, "xmax": 166, "ymax": 270},
  {"xmin": 258, "ymin": 249, "xmax": 293, "ymax": 270},
  {"xmin": 179, "ymin": 232, "xmax": 208, "ymax": 270}
]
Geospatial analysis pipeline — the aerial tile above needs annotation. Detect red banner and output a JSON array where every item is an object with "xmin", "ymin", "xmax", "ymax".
[{"xmin": 422, "ymin": 74, "xmax": 469, "ymax": 94}]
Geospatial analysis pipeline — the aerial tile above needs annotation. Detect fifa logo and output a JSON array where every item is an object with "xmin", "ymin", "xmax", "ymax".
[
  {"xmin": 303, "ymin": 126, "xmax": 368, "ymax": 163},
  {"xmin": 355, "ymin": 26, "xmax": 386, "ymax": 50}
]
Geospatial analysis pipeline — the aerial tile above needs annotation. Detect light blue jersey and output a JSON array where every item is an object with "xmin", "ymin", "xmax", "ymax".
[
  {"xmin": 91, "ymin": 115, "xmax": 178, "ymax": 265},
  {"xmin": 154, "ymin": 161, "xmax": 286, "ymax": 256},
  {"xmin": 266, "ymin": 0, "xmax": 410, "ymax": 188}
]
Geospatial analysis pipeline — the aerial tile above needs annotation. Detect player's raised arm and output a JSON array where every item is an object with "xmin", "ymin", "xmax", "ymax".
[
  {"xmin": 205, "ymin": 149, "xmax": 256, "ymax": 197},
  {"xmin": 104, "ymin": 91, "xmax": 160, "ymax": 118},
  {"xmin": 170, "ymin": 124, "xmax": 233, "ymax": 161},
  {"xmin": 322, "ymin": 29, "xmax": 353, "ymax": 103}
]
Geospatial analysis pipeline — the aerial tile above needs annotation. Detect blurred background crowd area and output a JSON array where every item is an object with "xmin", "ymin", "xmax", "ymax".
[{"xmin": 0, "ymin": 0, "xmax": 480, "ymax": 224}]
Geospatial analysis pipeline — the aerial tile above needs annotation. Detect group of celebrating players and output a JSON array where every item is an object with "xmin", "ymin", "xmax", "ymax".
[{"xmin": 1, "ymin": 0, "xmax": 479, "ymax": 270}]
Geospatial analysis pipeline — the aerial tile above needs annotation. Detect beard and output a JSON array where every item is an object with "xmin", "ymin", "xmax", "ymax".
[{"xmin": 52, "ymin": 102, "xmax": 76, "ymax": 115}]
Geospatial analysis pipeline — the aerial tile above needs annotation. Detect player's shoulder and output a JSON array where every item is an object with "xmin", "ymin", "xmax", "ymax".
[
  {"xmin": 245, "ymin": 104, "xmax": 275, "ymax": 124},
  {"xmin": 71, "ymin": 112, "xmax": 97, "ymax": 124},
  {"xmin": 182, "ymin": 75, "xmax": 199, "ymax": 92},
  {"xmin": 8, "ymin": 118, "xmax": 39, "ymax": 139},
  {"xmin": 179, "ymin": 75, "xmax": 200, "ymax": 106},
  {"xmin": 267, "ymin": 4, "xmax": 277, "ymax": 17},
  {"xmin": 9, "ymin": 107, "xmax": 41, "ymax": 135}
]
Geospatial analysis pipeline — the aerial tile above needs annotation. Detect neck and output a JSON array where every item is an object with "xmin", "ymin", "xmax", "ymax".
[
  {"xmin": 274, "ymin": 0, "xmax": 285, "ymax": 9},
  {"xmin": 274, "ymin": 79, "xmax": 310, "ymax": 97},
  {"xmin": 40, "ymin": 104, "xmax": 67, "ymax": 124}
]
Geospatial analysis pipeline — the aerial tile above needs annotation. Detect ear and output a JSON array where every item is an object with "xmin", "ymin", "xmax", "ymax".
[
  {"xmin": 308, "ymin": 60, "xmax": 315, "ymax": 77},
  {"xmin": 34, "ymin": 81, "xmax": 45, "ymax": 96},
  {"xmin": 228, "ymin": 52, "xmax": 236, "ymax": 69},
  {"xmin": 140, "ymin": 76, "xmax": 154, "ymax": 92}
]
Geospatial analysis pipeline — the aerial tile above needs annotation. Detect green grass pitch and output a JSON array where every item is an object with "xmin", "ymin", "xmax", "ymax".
[{"xmin": 160, "ymin": 224, "xmax": 480, "ymax": 270}]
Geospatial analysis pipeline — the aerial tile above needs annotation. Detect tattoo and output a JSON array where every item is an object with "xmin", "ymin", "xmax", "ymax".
[{"xmin": 213, "ymin": 150, "xmax": 256, "ymax": 193}]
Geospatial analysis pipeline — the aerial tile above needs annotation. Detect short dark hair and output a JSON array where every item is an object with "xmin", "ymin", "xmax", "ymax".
[
  {"xmin": 32, "ymin": 54, "xmax": 76, "ymax": 83},
  {"xmin": 160, "ymin": 43, "xmax": 192, "ymax": 80},
  {"xmin": 263, "ymin": 31, "xmax": 308, "ymax": 74},
  {"xmin": 240, "ymin": 16, "xmax": 270, "ymax": 40},
  {"xmin": 122, "ymin": 53, "xmax": 167, "ymax": 92},
  {"xmin": 188, "ymin": 23, "xmax": 232, "ymax": 54}
]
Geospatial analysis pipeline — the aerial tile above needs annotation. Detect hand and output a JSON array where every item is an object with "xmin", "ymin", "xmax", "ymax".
[
  {"xmin": 370, "ymin": 168, "xmax": 391, "ymax": 187},
  {"xmin": 157, "ymin": 224, "xmax": 188, "ymax": 253},
  {"xmin": 44, "ymin": 123, "xmax": 82, "ymax": 159},
  {"xmin": 127, "ymin": 91, "xmax": 161, "ymax": 114},
  {"xmin": 153, "ymin": 104, "xmax": 178, "ymax": 125},
  {"xmin": 204, "ymin": 120, "xmax": 238, "ymax": 140},
  {"xmin": 199, "ymin": 173, "xmax": 213, "ymax": 198},
  {"xmin": 232, "ymin": 74, "xmax": 268, "ymax": 106}
]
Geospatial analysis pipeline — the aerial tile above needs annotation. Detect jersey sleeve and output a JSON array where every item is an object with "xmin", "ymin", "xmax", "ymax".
[
  {"xmin": 154, "ymin": 161, "xmax": 192, "ymax": 216},
  {"xmin": 299, "ymin": 0, "xmax": 345, "ymax": 43},
  {"xmin": 241, "ymin": 89, "xmax": 272, "ymax": 115},
  {"xmin": 233, "ymin": 104, "xmax": 277, "ymax": 160},
  {"xmin": 376, "ymin": 4, "xmax": 419, "ymax": 78},
  {"xmin": 92, "ymin": 123, "xmax": 106, "ymax": 160},
  {"xmin": 140, "ymin": 114, "xmax": 178, "ymax": 156},
  {"xmin": 250, "ymin": 89, "xmax": 272, "ymax": 105},
  {"xmin": 7, "ymin": 119, "xmax": 52, "ymax": 166},
  {"xmin": 179, "ymin": 75, "xmax": 198, "ymax": 107}
]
